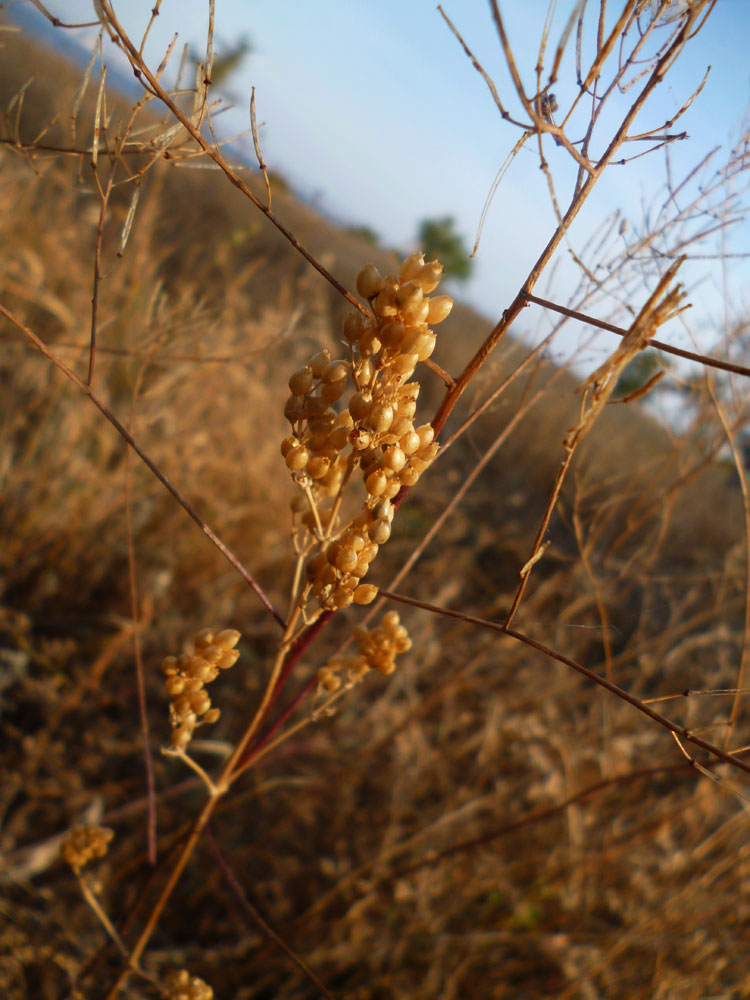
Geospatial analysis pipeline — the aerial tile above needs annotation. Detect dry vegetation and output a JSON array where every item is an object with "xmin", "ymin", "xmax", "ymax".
[{"xmin": 2, "ymin": 3, "xmax": 750, "ymax": 999}]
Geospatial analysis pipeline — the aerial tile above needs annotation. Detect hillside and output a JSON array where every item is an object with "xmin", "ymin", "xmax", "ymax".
[{"xmin": 1, "ymin": 16, "xmax": 748, "ymax": 1000}]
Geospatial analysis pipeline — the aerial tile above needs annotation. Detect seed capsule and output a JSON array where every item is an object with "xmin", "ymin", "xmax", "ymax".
[
  {"xmin": 307, "ymin": 456, "xmax": 331, "ymax": 479},
  {"xmin": 400, "ymin": 430, "xmax": 421, "ymax": 454},
  {"xmin": 288, "ymin": 366, "xmax": 314, "ymax": 395},
  {"xmin": 354, "ymin": 584, "xmax": 378, "ymax": 604},
  {"xmin": 336, "ymin": 546, "xmax": 359, "ymax": 573},
  {"xmin": 399, "ymin": 252, "xmax": 425, "ymax": 284},
  {"xmin": 356, "ymin": 263, "xmax": 383, "ymax": 298},
  {"xmin": 415, "ymin": 260, "xmax": 443, "ymax": 293},
  {"xmin": 379, "ymin": 320, "xmax": 405, "ymax": 347},
  {"xmin": 416, "ymin": 424, "xmax": 435, "ymax": 448},
  {"xmin": 365, "ymin": 469, "xmax": 388, "ymax": 496},
  {"xmin": 309, "ymin": 350, "xmax": 331, "ymax": 378},
  {"xmin": 399, "ymin": 467, "xmax": 420, "ymax": 486},
  {"xmin": 349, "ymin": 391, "xmax": 373, "ymax": 421},
  {"xmin": 426, "ymin": 294, "xmax": 453, "ymax": 324},
  {"xmin": 367, "ymin": 402, "xmax": 394, "ymax": 433},
  {"xmin": 285, "ymin": 445, "xmax": 309, "ymax": 471},
  {"xmin": 343, "ymin": 310, "xmax": 365, "ymax": 342},
  {"xmin": 322, "ymin": 359, "xmax": 349, "ymax": 383},
  {"xmin": 368, "ymin": 518, "xmax": 392, "ymax": 544},
  {"xmin": 395, "ymin": 280, "xmax": 423, "ymax": 310},
  {"xmin": 391, "ymin": 354, "xmax": 418, "ymax": 376}
]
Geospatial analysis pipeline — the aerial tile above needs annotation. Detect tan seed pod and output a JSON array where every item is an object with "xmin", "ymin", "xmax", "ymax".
[
  {"xmin": 361, "ymin": 541, "xmax": 379, "ymax": 563},
  {"xmin": 379, "ymin": 320, "xmax": 405, "ymax": 347},
  {"xmin": 409, "ymin": 456, "xmax": 430, "ymax": 474},
  {"xmin": 349, "ymin": 391, "xmax": 373, "ymax": 421},
  {"xmin": 342, "ymin": 310, "xmax": 365, "ymax": 342},
  {"xmin": 288, "ymin": 366, "xmax": 314, "ymax": 396},
  {"xmin": 309, "ymin": 349, "xmax": 331, "ymax": 377},
  {"xmin": 344, "ymin": 530, "xmax": 366, "ymax": 552},
  {"xmin": 172, "ymin": 725, "xmax": 193, "ymax": 750},
  {"xmin": 356, "ymin": 263, "xmax": 383, "ymax": 298},
  {"xmin": 367, "ymin": 402, "xmax": 394, "ymax": 433},
  {"xmin": 359, "ymin": 327, "xmax": 383, "ymax": 355},
  {"xmin": 382, "ymin": 610, "xmax": 400, "ymax": 631},
  {"xmin": 217, "ymin": 648, "xmax": 240, "ymax": 670},
  {"xmin": 335, "ymin": 546, "xmax": 359, "ymax": 574},
  {"xmin": 426, "ymin": 294, "xmax": 453, "ymax": 324},
  {"xmin": 399, "ymin": 252, "xmax": 425, "ymax": 283},
  {"xmin": 216, "ymin": 629, "xmax": 240, "ymax": 650},
  {"xmin": 381, "ymin": 446, "xmax": 407, "ymax": 472},
  {"xmin": 280, "ymin": 435, "xmax": 297, "ymax": 458},
  {"xmin": 401, "ymin": 327, "xmax": 431, "ymax": 356},
  {"xmin": 354, "ymin": 584, "xmax": 378, "ymax": 605},
  {"xmin": 162, "ymin": 655, "xmax": 178, "ymax": 676},
  {"xmin": 399, "ymin": 467, "xmax": 420, "ymax": 486},
  {"xmin": 285, "ymin": 445, "xmax": 309, "ymax": 471},
  {"xmin": 353, "ymin": 557, "xmax": 370, "ymax": 577},
  {"xmin": 368, "ymin": 518, "xmax": 392, "ymax": 544},
  {"xmin": 307, "ymin": 456, "xmax": 331, "ymax": 479},
  {"xmin": 416, "ymin": 331, "xmax": 437, "ymax": 361},
  {"xmin": 350, "ymin": 427, "xmax": 372, "ymax": 450},
  {"xmin": 322, "ymin": 359, "xmax": 350, "ymax": 383},
  {"xmin": 331, "ymin": 586, "xmax": 354, "ymax": 609},
  {"xmin": 284, "ymin": 394, "xmax": 305, "ymax": 422},
  {"xmin": 416, "ymin": 424, "xmax": 435, "ymax": 448},
  {"xmin": 193, "ymin": 628, "xmax": 215, "ymax": 648},
  {"xmin": 365, "ymin": 469, "xmax": 388, "ymax": 497},
  {"xmin": 373, "ymin": 288, "xmax": 397, "ymax": 318},
  {"xmin": 372, "ymin": 497, "xmax": 394, "ymax": 521},
  {"xmin": 356, "ymin": 358, "xmax": 374, "ymax": 385},
  {"xmin": 390, "ymin": 354, "xmax": 418, "ymax": 376},
  {"xmin": 321, "ymin": 380, "xmax": 347, "ymax": 403},
  {"xmin": 165, "ymin": 675, "xmax": 186, "ymax": 696},
  {"xmin": 204, "ymin": 708, "xmax": 221, "ymax": 724},
  {"xmin": 383, "ymin": 480, "xmax": 401, "ymax": 499},
  {"xmin": 395, "ymin": 280, "xmax": 423, "ymax": 310},
  {"xmin": 415, "ymin": 259, "xmax": 444, "ymax": 293},
  {"xmin": 190, "ymin": 690, "xmax": 212, "ymax": 716},
  {"xmin": 402, "ymin": 298, "xmax": 430, "ymax": 325},
  {"xmin": 400, "ymin": 430, "xmax": 421, "ymax": 454}
]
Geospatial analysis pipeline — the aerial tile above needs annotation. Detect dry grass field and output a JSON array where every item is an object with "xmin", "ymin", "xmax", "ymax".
[{"xmin": 1, "ymin": 4, "xmax": 750, "ymax": 999}]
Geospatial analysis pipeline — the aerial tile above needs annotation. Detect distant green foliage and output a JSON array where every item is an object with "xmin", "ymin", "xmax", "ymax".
[
  {"xmin": 418, "ymin": 215, "xmax": 473, "ymax": 282},
  {"xmin": 347, "ymin": 224, "xmax": 380, "ymax": 246},
  {"xmin": 614, "ymin": 349, "xmax": 668, "ymax": 399}
]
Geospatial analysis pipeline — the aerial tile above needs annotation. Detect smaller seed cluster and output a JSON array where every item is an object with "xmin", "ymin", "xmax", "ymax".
[
  {"xmin": 283, "ymin": 253, "xmax": 451, "ymax": 612},
  {"xmin": 162, "ymin": 628, "xmax": 241, "ymax": 751},
  {"xmin": 163, "ymin": 969, "xmax": 213, "ymax": 1000},
  {"xmin": 317, "ymin": 611, "xmax": 412, "ymax": 692},
  {"xmin": 61, "ymin": 824, "xmax": 114, "ymax": 872}
]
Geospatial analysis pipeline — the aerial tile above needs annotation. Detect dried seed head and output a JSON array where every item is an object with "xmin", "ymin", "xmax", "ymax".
[
  {"xmin": 322, "ymin": 359, "xmax": 350, "ymax": 383},
  {"xmin": 309, "ymin": 350, "xmax": 331, "ymax": 378},
  {"xmin": 365, "ymin": 469, "xmax": 388, "ymax": 497},
  {"xmin": 61, "ymin": 825, "xmax": 114, "ymax": 872},
  {"xmin": 415, "ymin": 259, "xmax": 443, "ymax": 293},
  {"xmin": 288, "ymin": 366, "xmax": 314, "ymax": 396},
  {"xmin": 354, "ymin": 584, "xmax": 378, "ymax": 604},
  {"xmin": 399, "ymin": 252, "xmax": 425, "ymax": 283}
]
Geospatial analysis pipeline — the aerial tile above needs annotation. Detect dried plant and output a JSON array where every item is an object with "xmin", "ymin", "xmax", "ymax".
[{"xmin": 2, "ymin": 2, "xmax": 750, "ymax": 998}]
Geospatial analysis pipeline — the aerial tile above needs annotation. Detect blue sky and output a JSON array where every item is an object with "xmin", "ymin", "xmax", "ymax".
[{"xmin": 15, "ymin": 1, "xmax": 750, "ymax": 371}]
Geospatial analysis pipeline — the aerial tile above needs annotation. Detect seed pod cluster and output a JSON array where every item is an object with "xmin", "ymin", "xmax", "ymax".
[
  {"xmin": 163, "ymin": 969, "xmax": 213, "ymax": 1000},
  {"xmin": 316, "ymin": 611, "xmax": 411, "ymax": 692},
  {"xmin": 284, "ymin": 254, "xmax": 451, "ymax": 612},
  {"xmin": 61, "ymin": 824, "xmax": 114, "ymax": 873},
  {"xmin": 161, "ymin": 627, "xmax": 241, "ymax": 751}
]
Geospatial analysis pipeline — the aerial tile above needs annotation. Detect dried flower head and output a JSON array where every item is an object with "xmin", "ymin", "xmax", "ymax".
[
  {"xmin": 316, "ymin": 611, "xmax": 412, "ymax": 694},
  {"xmin": 283, "ymin": 254, "xmax": 451, "ymax": 613},
  {"xmin": 61, "ymin": 825, "xmax": 114, "ymax": 873},
  {"xmin": 162, "ymin": 627, "xmax": 241, "ymax": 751},
  {"xmin": 163, "ymin": 969, "xmax": 213, "ymax": 1000}
]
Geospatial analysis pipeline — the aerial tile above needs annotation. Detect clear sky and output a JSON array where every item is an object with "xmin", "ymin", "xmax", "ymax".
[{"xmin": 16, "ymin": 1, "xmax": 750, "ymax": 370}]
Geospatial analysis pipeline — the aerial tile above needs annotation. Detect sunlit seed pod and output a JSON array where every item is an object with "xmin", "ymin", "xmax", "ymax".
[
  {"xmin": 200, "ymin": 645, "xmax": 222, "ymax": 665},
  {"xmin": 399, "ymin": 467, "xmax": 420, "ymax": 487},
  {"xmin": 373, "ymin": 288, "xmax": 397, "ymax": 318},
  {"xmin": 394, "ymin": 280, "xmax": 423, "ymax": 310},
  {"xmin": 173, "ymin": 695, "xmax": 194, "ymax": 719},
  {"xmin": 390, "ymin": 353, "xmax": 418, "ymax": 376},
  {"xmin": 381, "ymin": 445, "xmax": 407, "ymax": 472},
  {"xmin": 320, "ymin": 564, "xmax": 338, "ymax": 587},
  {"xmin": 387, "ymin": 417, "xmax": 411, "ymax": 439},
  {"xmin": 359, "ymin": 327, "xmax": 383, "ymax": 355},
  {"xmin": 383, "ymin": 480, "xmax": 401, "ymax": 499},
  {"xmin": 343, "ymin": 310, "xmax": 365, "ymax": 343},
  {"xmin": 419, "ymin": 442, "xmax": 440, "ymax": 464},
  {"xmin": 326, "ymin": 539, "xmax": 344, "ymax": 564},
  {"xmin": 361, "ymin": 541, "xmax": 379, "ymax": 563},
  {"xmin": 399, "ymin": 251, "xmax": 425, "ymax": 283},
  {"xmin": 350, "ymin": 427, "xmax": 371, "ymax": 450},
  {"xmin": 402, "ymin": 299, "xmax": 430, "ymax": 325},
  {"xmin": 368, "ymin": 518, "xmax": 392, "ymax": 544},
  {"xmin": 409, "ymin": 456, "xmax": 430, "ymax": 474},
  {"xmin": 365, "ymin": 469, "xmax": 388, "ymax": 497},
  {"xmin": 335, "ymin": 546, "xmax": 359, "ymax": 574},
  {"xmin": 400, "ymin": 430, "xmax": 421, "ymax": 455},
  {"xmin": 416, "ymin": 424, "xmax": 435, "ymax": 448},
  {"xmin": 426, "ymin": 294, "xmax": 453, "ymax": 324},
  {"xmin": 192, "ymin": 662, "xmax": 216, "ymax": 684},
  {"xmin": 367, "ymin": 402, "xmax": 394, "ymax": 433},
  {"xmin": 322, "ymin": 672, "xmax": 342, "ymax": 693},
  {"xmin": 415, "ymin": 259, "xmax": 444, "ymax": 293},
  {"xmin": 162, "ymin": 655, "xmax": 178, "ymax": 676},
  {"xmin": 172, "ymin": 725, "xmax": 192, "ymax": 751},
  {"xmin": 395, "ymin": 637, "xmax": 412, "ymax": 653},
  {"xmin": 382, "ymin": 610, "xmax": 400, "ymax": 631},
  {"xmin": 416, "ymin": 332, "xmax": 437, "ymax": 362},
  {"xmin": 280, "ymin": 436, "xmax": 297, "ymax": 458},
  {"xmin": 379, "ymin": 320, "xmax": 405, "ymax": 348},
  {"xmin": 355, "ymin": 358, "xmax": 374, "ymax": 385},
  {"xmin": 309, "ymin": 349, "xmax": 332, "ymax": 377},
  {"xmin": 349, "ymin": 391, "xmax": 373, "ymax": 421},
  {"xmin": 284, "ymin": 394, "xmax": 305, "ymax": 422},
  {"xmin": 377, "ymin": 659, "xmax": 397, "ymax": 675},
  {"xmin": 372, "ymin": 497, "xmax": 394, "ymax": 521},
  {"xmin": 194, "ymin": 628, "xmax": 216, "ymax": 648},
  {"xmin": 356, "ymin": 263, "xmax": 383, "ymax": 299},
  {"xmin": 322, "ymin": 360, "xmax": 349, "ymax": 383},
  {"xmin": 309, "ymin": 412, "xmax": 336, "ymax": 434},
  {"xmin": 343, "ymin": 530, "xmax": 366, "ymax": 552},
  {"xmin": 307, "ymin": 456, "xmax": 331, "ymax": 479},
  {"xmin": 400, "ymin": 327, "xmax": 430, "ymax": 356},
  {"xmin": 285, "ymin": 445, "xmax": 309, "ymax": 471},
  {"xmin": 332, "ymin": 586, "xmax": 354, "ymax": 609},
  {"xmin": 392, "ymin": 624, "xmax": 409, "ymax": 641},
  {"xmin": 335, "ymin": 408, "xmax": 354, "ymax": 429},
  {"xmin": 190, "ymin": 690, "xmax": 212, "ymax": 716},
  {"xmin": 182, "ymin": 673, "xmax": 204, "ymax": 693},
  {"xmin": 353, "ymin": 557, "xmax": 370, "ymax": 578},
  {"xmin": 204, "ymin": 708, "xmax": 221, "ymax": 724},
  {"xmin": 217, "ymin": 648, "xmax": 240, "ymax": 670},
  {"xmin": 306, "ymin": 432, "xmax": 329, "ymax": 453},
  {"xmin": 354, "ymin": 584, "xmax": 378, "ymax": 605},
  {"xmin": 165, "ymin": 675, "xmax": 185, "ymax": 696},
  {"xmin": 288, "ymin": 366, "xmax": 314, "ymax": 396}
]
